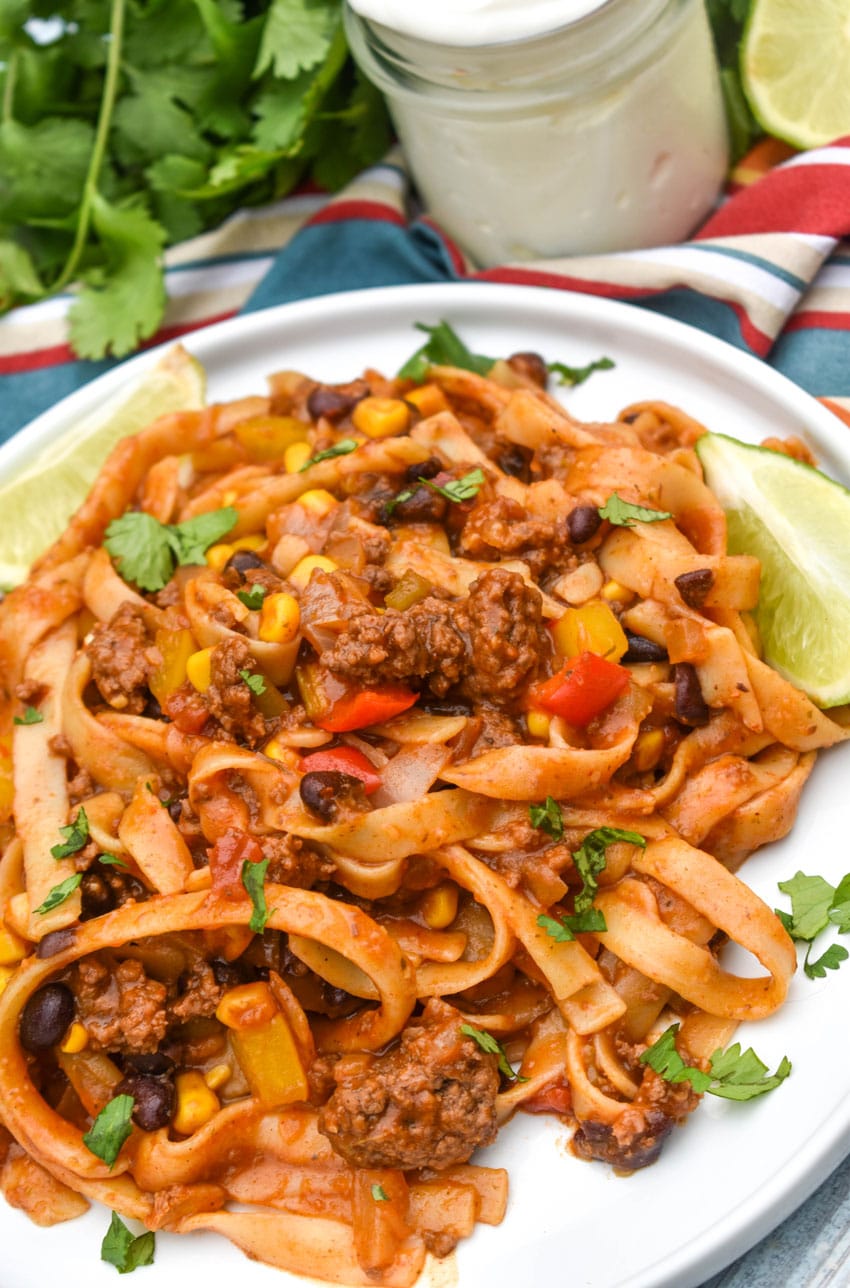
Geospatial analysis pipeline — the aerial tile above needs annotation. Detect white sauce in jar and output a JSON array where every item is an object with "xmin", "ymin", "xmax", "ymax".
[{"xmin": 343, "ymin": 0, "xmax": 729, "ymax": 265}]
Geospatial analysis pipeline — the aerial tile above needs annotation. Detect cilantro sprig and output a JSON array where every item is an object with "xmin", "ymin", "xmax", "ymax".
[
  {"xmin": 548, "ymin": 357, "xmax": 615, "ymax": 387},
  {"xmin": 776, "ymin": 870, "xmax": 850, "ymax": 980},
  {"xmin": 240, "ymin": 668, "xmax": 267, "ymax": 696},
  {"xmin": 572, "ymin": 826, "xmax": 646, "ymax": 913},
  {"xmin": 386, "ymin": 468, "xmax": 485, "ymax": 516},
  {"xmin": 598, "ymin": 494, "xmax": 673, "ymax": 527},
  {"xmin": 398, "ymin": 321, "xmax": 496, "ymax": 383},
  {"xmin": 104, "ymin": 507, "xmax": 237, "ymax": 592},
  {"xmin": 537, "ymin": 907, "xmax": 607, "ymax": 942},
  {"xmin": 460, "ymin": 1023, "xmax": 527, "ymax": 1082},
  {"xmin": 83, "ymin": 1094, "xmax": 135, "ymax": 1168},
  {"xmin": 101, "ymin": 1211, "xmax": 156, "ymax": 1275},
  {"xmin": 242, "ymin": 856, "xmax": 271, "ymax": 933},
  {"xmin": 370, "ymin": 1183, "xmax": 389, "ymax": 1202},
  {"xmin": 529, "ymin": 796, "xmax": 564, "ymax": 841},
  {"xmin": 34, "ymin": 874, "xmax": 83, "ymax": 916},
  {"xmin": 51, "ymin": 807, "xmax": 90, "ymax": 860},
  {"xmin": 299, "ymin": 438, "xmax": 358, "ymax": 471},
  {"xmin": 13, "ymin": 705, "xmax": 43, "ymax": 726},
  {"xmin": 640, "ymin": 1023, "xmax": 791, "ymax": 1101},
  {"xmin": 237, "ymin": 585, "xmax": 267, "ymax": 611}
]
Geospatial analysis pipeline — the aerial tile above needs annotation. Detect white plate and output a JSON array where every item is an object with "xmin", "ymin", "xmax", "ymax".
[{"xmin": 3, "ymin": 283, "xmax": 849, "ymax": 1288}]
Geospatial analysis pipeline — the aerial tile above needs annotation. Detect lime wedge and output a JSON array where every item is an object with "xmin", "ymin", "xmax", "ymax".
[
  {"xmin": 741, "ymin": 0, "xmax": 850, "ymax": 148},
  {"xmin": 0, "ymin": 346, "xmax": 206, "ymax": 589},
  {"xmin": 696, "ymin": 432, "xmax": 850, "ymax": 708}
]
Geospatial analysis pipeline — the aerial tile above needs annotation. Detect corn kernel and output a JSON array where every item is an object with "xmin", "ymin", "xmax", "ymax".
[
  {"xmin": 0, "ymin": 924, "xmax": 27, "ymax": 965},
  {"xmin": 420, "ymin": 883, "xmax": 459, "ymax": 930},
  {"xmin": 298, "ymin": 489, "xmax": 337, "ymax": 518},
  {"xmin": 285, "ymin": 441, "xmax": 313, "ymax": 473},
  {"xmin": 526, "ymin": 709, "xmax": 552, "ymax": 740},
  {"xmin": 216, "ymin": 981, "xmax": 278, "ymax": 1031},
  {"xmin": 601, "ymin": 579, "xmax": 635, "ymax": 605},
  {"xmin": 0, "ymin": 966, "xmax": 14, "ymax": 997},
  {"xmin": 186, "ymin": 647, "xmax": 214, "ymax": 693},
  {"xmin": 60, "ymin": 1022, "xmax": 89, "ymax": 1054},
  {"xmin": 172, "ymin": 1071, "xmax": 220, "ymax": 1135},
  {"xmin": 632, "ymin": 728, "xmax": 666, "ymax": 773},
  {"xmin": 262, "ymin": 737, "xmax": 301, "ymax": 770},
  {"xmin": 231, "ymin": 534, "xmax": 266, "ymax": 553},
  {"xmin": 258, "ymin": 592, "xmax": 301, "ymax": 644},
  {"xmin": 204, "ymin": 1063, "xmax": 233, "ymax": 1092},
  {"xmin": 404, "ymin": 384, "xmax": 450, "ymax": 417},
  {"xmin": 289, "ymin": 554, "xmax": 338, "ymax": 590},
  {"xmin": 552, "ymin": 601, "xmax": 629, "ymax": 662},
  {"xmin": 351, "ymin": 396, "xmax": 411, "ymax": 439},
  {"xmin": 206, "ymin": 543, "xmax": 235, "ymax": 571}
]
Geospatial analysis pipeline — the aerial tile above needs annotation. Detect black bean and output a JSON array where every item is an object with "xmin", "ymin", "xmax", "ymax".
[
  {"xmin": 388, "ymin": 485, "xmax": 447, "ymax": 525},
  {"xmin": 674, "ymin": 568, "xmax": 715, "ymax": 609},
  {"xmin": 307, "ymin": 386, "xmax": 359, "ymax": 422},
  {"xmin": 567, "ymin": 505, "xmax": 602, "ymax": 544},
  {"xmin": 115, "ymin": 1071, "xmax": 175, "ymax": 1132},
  {"xmin": 674, "ymin": 663, "xmax": 710, "ymax": 727},
  {"xmin": 404, "ymin": 456, "xmax": 442, "ymax": 483},
  {"xmin": 300, "ymin": 770, "xmax": 361, "ymax": 820},
  {"xmin": 623, "ymin": 632, "xmax": 669, "ymax": 664},
  {"xmin": 211, "ymin": 957, "xmax": 255, "ymax": 989},
  {"xmin": 80, "ymin": 872, "xmax": 116, "ymax": 921},
  {"xmin": 495, "ymin": 443, "xmax": 532, "ymax": 481},
  {"xmin": 168, "ymin": 798, "xmax": 184, "ymax": 825},
  {"xmin": 125, "ymin": 1051, "xmax": 176, "ymax": 1076},
  {"xmin": 507, "ymin": 351, "xmax": 549, "ymax": 388},
  {"xmin": 36, "ymin": 928, "xmax": 77, "ymax": 959},
  {"xmin": 224, "ymin": 549, "xmax": 265, "ymax": 579},
  {"xmin": 19, "ymin": 983, "xmax": 75, "ymax": 1051},
  {"xmin": 143, "ymin": 694, "xmax": 164, "ymax": 721}
]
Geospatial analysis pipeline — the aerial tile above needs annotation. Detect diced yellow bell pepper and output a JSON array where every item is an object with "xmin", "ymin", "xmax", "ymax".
[
  {"xmin": 173, "ymin": 1071, "xmax": 220, "ymax": 1135},
  {"xmin": 230, "ymin": 1013, "xmax": 309, "ymax": 1107},
  {"xmin": 351, "ymin": 396, "xmax": 411, "ymax": 439},
  {"xmin": 289, "ymin": 554, "xmax": 338, "ymax": 589},
  {"xmin": 551, "ymin": 600, "xmax": 629, "ymax": 662},
  {"xmin": 403, "ymin": 384, "xmax": 450, "ymax": 417},
  {"xmin": 149, "ymin": 627, "xmax": 197, "ymax": 704},
  {"xmin": 258, "ymin": 592, "xmax": 301, "ymax": 644},
  {"xmin": 0, "ymin": 924, "xmax": 27, "ymax": 965},
  {"xmin": 235, "ymin": 415, "xmax": 309, "ymax": 461},
  {"xmin": 186, "ymin": 647, "xmax": 214, "ymax": 693}
]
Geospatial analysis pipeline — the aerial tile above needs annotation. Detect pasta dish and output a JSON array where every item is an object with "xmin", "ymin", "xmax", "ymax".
[{"xmin": 0, "ymin": 338, "xmax": 846, "ymax": 1283}]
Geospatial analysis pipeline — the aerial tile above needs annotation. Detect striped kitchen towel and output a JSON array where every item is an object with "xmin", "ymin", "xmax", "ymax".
[{"xmin": 4, "ymin": 136, "xmax": 850, "ymax": 443}]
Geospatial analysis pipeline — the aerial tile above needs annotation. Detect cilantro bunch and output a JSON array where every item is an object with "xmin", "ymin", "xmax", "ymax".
[{"xmin": 0, "ymin": 0, "xmax": 390, "ymax": 358}]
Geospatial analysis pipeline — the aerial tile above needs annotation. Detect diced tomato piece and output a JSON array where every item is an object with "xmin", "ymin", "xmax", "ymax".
[
  {"xmin": 317, "ymin": 687, "xmax": 417, "ymax": 733},
  {"xmin": 528, "ymin": 651, "xmax": 630, "ymax": 728},
  {"xmin": 299, "ymin": 746, "xmax": 382, "ymax": 794},
  {"xmin": 522, "ymin": 1083, "xmax": 572, "ymax": 1116},
  {"xmin": 209, "ymin": 829, "xmax": 265, "ymax": 899},
  {"xmin": 163, "ymin": 684, "xmax": 209, "ymax": 734}
]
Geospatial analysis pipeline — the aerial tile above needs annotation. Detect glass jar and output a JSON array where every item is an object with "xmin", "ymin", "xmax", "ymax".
[{"xmin": 343, "ymin": 0, "xmax": 729, "ymax": 265}]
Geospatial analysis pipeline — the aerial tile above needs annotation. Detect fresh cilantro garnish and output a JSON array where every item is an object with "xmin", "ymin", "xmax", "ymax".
[
  {"xmin": 242, "ymin": 857, "xmax": 271, "ymax": 933},
  {"xmin": 572, "ymin": 827, "xmax": 646, "ymax": 913},
  {"xmin": 598, "ymin": 494, "xmax": 673, "ymax": 527},
  {"xmin": 548, "ymin": 357, "xmax": 615, "ymax": 387},
  {"xmin": 101, "ymin": 1211, "xmax": 156, "ymax": 1274},
  {"xmin": 804, "ymin": 942, "xmax": 850, "ymax": 980},
  {"xmin": 13, "ymin": 706, "xmax": 43, "ymax": 726},
  {"xmin": 460, "ymin": 1023, "xmax": 527, "ymax": 1081},
  {"xmin": 104, "ymin": 508, "xmax": 237, "ymax": 592},
  {"xmin": 529, "ymin": 796, "xmax": 564, "ymax": 841},
  {"xmin": 240, "ymin": 668, "xmax": 267, "ymax": 696},
  {"xmin": 34, "ymin": 874, "xmax": 83, "ymax": 916},
  {"xmin": 421, "ymin": 468, "xmax": 485, "ymax": 504},
  {"xmin": 776, "ymin": 870, "xmax": 850, "ymax": 982},
  {"xmin": 99, "ymin": 853, "xmax": 129, "ymax": 869},
  {"xmin": 398, "ymin": 321, "xmax": 496, "ymax": 383},
  {"xmin": 640, "ymin": 1024, "xmax": 791, "ymax": 1101},
  {"xmin": 50, "ymin": 807, "xmax": 90, "ymax": 859},
  {"xmin": 537, "ymin": 907, "xmax": 607, "ymax": 942},
  {"xmin": 371, "ymin": 1183, "xmax": 389, "ymax": 1202},
  {"xmin": 237, "ymin": 585, "xmax": 267, "ymax": 611},
  {"xmin": 299, "ymin": 438, "xmax": 358, "ymax": 471},
  {"xmin": 383, "ymin": 487, "xmax": 414, "ymax": 518},
  {"xmin": 83, "ymin": 1094, "xmax": 135, "ymax": 1168}
]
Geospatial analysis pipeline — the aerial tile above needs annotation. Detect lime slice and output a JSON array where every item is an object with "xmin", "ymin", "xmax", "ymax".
[
  {"xmin": 0, "ymin": 346, "xmax": 206, "ymax": 589},
  {"xmin": 696, "ymin": 431, "xmax": 850, "ymax": 708},
  {"xmin": 741, "ymin": 0, "xmax": 850, "ymax": 149}
]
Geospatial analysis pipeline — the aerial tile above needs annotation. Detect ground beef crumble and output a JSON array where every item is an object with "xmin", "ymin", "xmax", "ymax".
[
  {"xmin": 67, "ymin": 958, "xmax": 167, "ymax": 1055},
  {"xmin": 203, "ymin": 636, "xmax": 272, "ymax": 746},
  {"xmin": 87, "ymin": 603, "xmax": 156, "ymax": 714}
]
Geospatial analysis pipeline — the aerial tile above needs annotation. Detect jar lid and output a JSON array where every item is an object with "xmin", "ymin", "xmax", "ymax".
[{"xmin": 345, "ymin": 0, "xmax": 611, "ymax": 47}]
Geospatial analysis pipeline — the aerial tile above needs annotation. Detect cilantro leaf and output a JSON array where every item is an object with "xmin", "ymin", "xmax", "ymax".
[
  {"xmin": 50, "ymin": 807, "xmax": 90, "ymax": 859},
  {"xmin": 776, "ymin": 871, "xmax": 836, "ymax": 941},
  {"xmin": 598, "ymin": 493, "xmax": 673, "ymax": 527},
  {"xmin": 529, "ymin": 796, "xmax": 564, "ymax": 841},
  {"xmin": 548, "ymin": 356, "xmax": 615, "ymax": 387},
  {"xmin": 237, "ymin": 585, "xmax": 267, "ymax": 611},
  {"xmin": 398, "ymin": 321, "xmax": 496, "ymax": 383},
  {"xmin": 240, "ymin": 668, "xmax": 267, "ymax": 696},
  {"xmin": 537, "ymin": 907, "xmax": 607, "ymax": 942},
  {"xmin": 572, "ymin": 827, "xmax": 646, "ymax": 913},
  {"xmin": 34, "ymin": 874, "xmax": 83, "ymax": 916},
  {"xmin": 101, "ymin": 1211, "xmax": 156, "ymax": 1274},
  {"xmin": 83, "ymin": 1094, "xmax": 135, "ymax": 1168},
  {"xmin": 242, "ymin": 856, "xmax": 271, "ymax": 933},
  {"xmin": 254, "ymin": 0, "xmax": 338, "ymax": 79},
  {"xmin": 421, "ymin": 469, "xmax": 486, "ymax": 504},
  {"xmin": 641, "ymin": 1024, "xmax": 791, "ymax": 1101},
  {"xmin": 370, "ymin": 1183, "xmax": 389, "ymax": 1202},
  {"xmin": 804, "ymin": 942, "xmax": 849, "ymax": 980},
  {"xmin": 639, "ymin": 1024, "xmax": 712, "ymax": 1091},
  {"xmin": 299, "ymin": 438, "xmax": 358, "ymax": 471},
  {"xmin": 13, "ymin": 705, "xmax": 43, "ymax": 726},
  {"xmin": 104, "ymin": 507, "xmax": 237, "ymax": 591},
  {"xmin": 460, "ymin": 1023, "xmax": 526, "ymax": 1081},
  {"xmin": 99, "ymin": 853, "xmax": 129, "ymax": 869}
]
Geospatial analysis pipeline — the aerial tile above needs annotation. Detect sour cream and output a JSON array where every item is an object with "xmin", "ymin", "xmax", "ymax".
[{"xmin": 343, "ymin": 0, "xmax": 729, "ymax": 265}]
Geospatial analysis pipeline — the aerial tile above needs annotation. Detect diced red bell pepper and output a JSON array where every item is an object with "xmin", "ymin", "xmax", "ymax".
[
  {"xmin": 528, "ymin": 651, "xmax": 629, "ymax": 728},
  {"xmin": 317, "ymin": 687, "xmax": 417, "ymax": 733},
  {"xmin": 522, "ymin": 1082, "xmax": 573, "ymax": 1116},
  {"xmin": 299, "ymin": 746, "xmax": 382, "ymax": 794},
  {"xmin": 209, "ymin": 829, "xmax": 265, "ymax": 899}
]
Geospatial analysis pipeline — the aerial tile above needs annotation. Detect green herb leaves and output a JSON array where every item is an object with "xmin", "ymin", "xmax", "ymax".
[
  {"xmin": 83, "ymin": 1094, "xmax": 135, "ymax": 1168},
  {"xmin": 299, "ymin": 438, "xmax": 358, "ymax": 471},
  {"xmin": 104, "ymin": 507, "xmax": 237, "ymax": 591},
  {"xmin": 13, "ymin": 705, "xmax": 43, "ymax": 725},
  {"xmin": 537, "ymin": 907, "xmax": 607, "ymax": 942},
  {"xmin": 242, "ymin": 857, "xmax": 271, "ymax": 933},
  {"xmin": 529, "ymin": 796, "xmax": 564, "ymax": 841},
  {"xmin": 398, "ymin": 321, "xmax": 495, "ymax": 383},
  {"xmin": 101, "ymin": 1211, "xmax": 156, "ymax": 1274},
  {"xmin": 237, "ymin": 585, "xmax": 267, "ymax": 611},
  {"xmin": 240, "ymin": 669, "xmax": 267, "ymax": 697},
  {"xmin": 422, "ymin": 469, "xmax": 485, "ymax": 504},
  {"xmin": 548, "ymin": 357, "xmax": 615, "ymax": 387},
  {"xmin": 34, "ymin": 874, "xmax": 83, "ymax": 916},
  {"xmin": 640, "ymin": 1023, "xmax": 791, "ymax": 1101},
  {"xmin": 776, "ymin": 870, "xmax": 850, "ymax": 980},
  {"xmin": 51, "ymin": 807, "xmax": 90, "ymax": 860},
  {"xmin": 460, "ymin": 1024, "xmax": 526, "ymax": 1082},
  {"xmin": 572, "ymin": 827, "xmax": 645, "ymax": 913},
  {"xmin": 598, "ymin": 493, "xmax": 673, "ymax": 527},
  {"xmin": 370, "ymin": 1183, "xmax": 389, "ymax": 1202}
]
